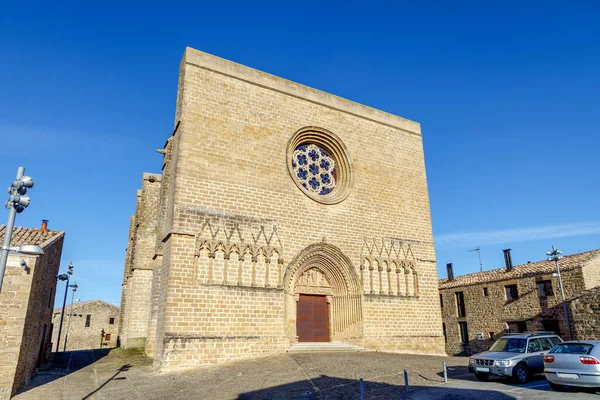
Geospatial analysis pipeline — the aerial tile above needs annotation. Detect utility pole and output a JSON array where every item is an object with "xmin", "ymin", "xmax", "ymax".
[
  {"xmin": 468, "ymin": 246, "xmax": 484, "ymax": 272},
  {"xmin": 63, "ymin": 281, "xmax": 78, "ymax": 352},
  {"xmin": 55, "ymin": 262, "xmax": 74, "ymax": 352},
  {"xmin": 547, "ymin": 246, "xmax": 573, "ymax": 340}
]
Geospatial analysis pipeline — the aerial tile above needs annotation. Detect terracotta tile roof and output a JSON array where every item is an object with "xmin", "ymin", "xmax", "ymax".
[
  {"xmin": 0, "ymin": 224, "xmax": 64, "ymax": 249},
  {"xmin": 53, "ymin": 299, "xmax": 119, "ymax": 313},
  {"xmin": 439, "ymin": 249, "xmax": 600, "ymax": 290}
]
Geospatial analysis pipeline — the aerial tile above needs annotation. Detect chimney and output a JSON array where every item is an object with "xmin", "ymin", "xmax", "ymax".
[
  {"xmin": 446, "ymin": 263, "xmax": 454, "ymax": 280},
  {"xmin": 40, "ymin": 219, "xmax": 49, "ymax": 232},
  {"xmin": 503, "ymin": 249, "xmax": 513, "ymax": 271}
]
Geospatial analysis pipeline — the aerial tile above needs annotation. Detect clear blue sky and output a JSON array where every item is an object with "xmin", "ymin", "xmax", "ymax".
[{"xmin": 1, "ymin": 1, "xmax": 598, "ymax": 306}]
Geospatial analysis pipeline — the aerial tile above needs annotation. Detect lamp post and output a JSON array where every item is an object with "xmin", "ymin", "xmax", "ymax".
[
  {"xmin": 55, "ymin": 262, "xmax": 74, "ymax": 352},
  {"xmin": 546, "ymin": 245, "xmax": 573, "ymax": 340},
  {"xmin": 63, "ymin": 280, "xmax": 78, "ymax": 352},
  {"xmin": 0, "ymin": 167, "xmax": 43, "ymax": 294}
]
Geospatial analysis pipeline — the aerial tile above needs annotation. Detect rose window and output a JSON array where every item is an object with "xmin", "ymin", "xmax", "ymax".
[{"xmin": 291, "ymin": 144, "xmax": 336, "ymax": 195}]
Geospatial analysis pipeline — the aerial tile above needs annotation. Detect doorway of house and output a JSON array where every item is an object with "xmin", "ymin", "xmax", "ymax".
[{"xmin": 296, "ymin": 294, "xmax": 329, "ymax": 342}]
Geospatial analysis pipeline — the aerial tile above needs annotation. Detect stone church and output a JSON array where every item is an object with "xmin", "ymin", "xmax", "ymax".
[{"xmin": 118, "ymin": 47, "xmax": 445, "ymax": 370}]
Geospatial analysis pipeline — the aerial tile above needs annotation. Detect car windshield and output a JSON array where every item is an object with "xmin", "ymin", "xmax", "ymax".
[
  {"xmin": 550, "ymin": 343, "xmax": 594, "ymax": 355},
  {"xmin": 489, "ymin": 338, "xmax": 527, "ymax": 353}
]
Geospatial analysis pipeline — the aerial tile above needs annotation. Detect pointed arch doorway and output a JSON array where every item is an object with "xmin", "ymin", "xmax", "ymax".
[{"xmin": 284, "ymin": 243, "xmax": 363, "ymax": 344}]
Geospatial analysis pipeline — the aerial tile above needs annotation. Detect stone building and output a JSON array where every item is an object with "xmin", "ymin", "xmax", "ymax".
[
  {"xmin": 439, "ymin": 248, "xmax": 600, "ymax": 356},
  {"xmin": 52, "ymin": 300, "xmax": 119, "ymax": 351},
  {"xmin": 0, "ymin": 222, "xmax": 64, "ymax": 399},
  {"xmin": 119, "ymin": 47, "xmax": 445, "ymax": 371}
]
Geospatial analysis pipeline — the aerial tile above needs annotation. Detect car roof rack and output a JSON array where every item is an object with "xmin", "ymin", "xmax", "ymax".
[{"xmin": 502, "ymin": 331, "xmax": 556, "ymax": 338}]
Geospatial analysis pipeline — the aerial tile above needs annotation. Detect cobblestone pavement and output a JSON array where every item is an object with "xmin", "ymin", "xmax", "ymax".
[{"xmin": 12, "ymin": 349, "xmax": 599, "ymax": 399}]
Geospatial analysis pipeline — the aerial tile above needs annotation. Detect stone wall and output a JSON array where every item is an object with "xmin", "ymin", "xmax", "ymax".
[
  {"xmin": 52, "ymin": 300, "xmax": 119, "ymax": 351},
  {"xmin": 570, "ymin": 287, "xmax": 600, "ymax": 340},
  {"xmin": 0, "ymin": 235, "xmax": 63, "ymax": 400},
  {"xmin": 124, "ymin": 47, "xmax": 444, "ymax": 370},
  {"xmin": 441, "ymin": 268, "xmax": 586, "ymax": 356},
  {"xmin": 119, "ymin": 173, "xmax": 162, "ymax": 348}
]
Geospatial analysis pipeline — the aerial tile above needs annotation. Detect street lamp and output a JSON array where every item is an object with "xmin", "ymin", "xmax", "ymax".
[
  {"xmin": 63, "ymin": 280, "xmax": 78, "ymax": 352},
  {"xmin": 55, "ymin": 262, "xmax": 74, "ymax": 352},
  {"xmin": 546, "ymin": 245, "xmax": 573, "ymax": 340},
  {"xmin": 0, "ymin": 167, "xmax": 41, "ymax": 294}
]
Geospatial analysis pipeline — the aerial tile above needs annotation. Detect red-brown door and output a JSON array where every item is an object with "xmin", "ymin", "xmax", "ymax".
[{"xmin": 296, "ymin": 294, "xmax": 329, "ymax": 342}]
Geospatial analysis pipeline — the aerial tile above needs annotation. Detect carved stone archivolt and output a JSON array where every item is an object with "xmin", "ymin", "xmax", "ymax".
[
  {"xmin": 192, "ymin": 217, "xmax": 284, "ymax": 288},
  {"xmin": 284, "ymin": 243, "xmax": 363, "ymax": 342},
  {"xmin": 360, "ymin": 237, "xmax": 419, "ymax": 297}
]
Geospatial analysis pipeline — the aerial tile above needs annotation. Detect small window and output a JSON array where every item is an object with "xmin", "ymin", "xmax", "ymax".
[
  {"xmin": 537, "ymin": 280, "xmax": 554, "ymax": 297},
  {"xmin": 442, "ymin": 323, "xmax": 447, "ymax": 343},
  {"xmin": 109, "ymin": 318, "xmax": 115, "ymax": 325},
  {"xmin": 542, "ymin": 319, "xmax": 560, "ymax": 334},
  {"xmin": 48, "ymin": 288, "xmax": 53, "ymax": 308},
  {"xmin": 516, "ymin": 321, "xmax": 527, "ymax": 333},
  {"xmin": 439, "ymin": 293, "xmax": 443, "ymax": 308},
  {"xmin": 489, "ymin": 332, "xmax": 495, "ymax": 340},
  {"xmin": 455, "ymin": 291, "xmax": 466, "ymax": 317},
  {"xmin": 459, "ymin": 321, "xmax": 469, "ymax": 344},
  {"xmin": 505, "ymin": 284, "xmax": 519, "ymax": 301},
  {"xmin": 85, "ymin": 314, "xmax": 91, "ymax": 328},
  {"xmin": 104, "ymin": 333, "xmax": 112, "ymax": 341},
  {"xmin": 483, "ymin": 287, "xmax": 488, "ymax": 297}
]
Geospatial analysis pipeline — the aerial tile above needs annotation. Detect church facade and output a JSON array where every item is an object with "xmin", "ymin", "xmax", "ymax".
[{"xmin": 118, "ymin": 47, "xmax": 445, "ymax": 370}]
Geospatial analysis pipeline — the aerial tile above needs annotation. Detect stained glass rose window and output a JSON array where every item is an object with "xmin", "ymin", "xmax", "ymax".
[
  {"xmin": 287, "ymin": 127, "xmax": 352, "ymax": 204},
  {"xmin": 291, "ymin": 144, "xmax": 336, "ymax": 195}
]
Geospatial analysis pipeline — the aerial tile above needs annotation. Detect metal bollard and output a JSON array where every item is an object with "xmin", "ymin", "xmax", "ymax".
[
  {"xmin": 404, "ymin": 369, "xmax": 409, "ymax": 392},
  {"xmin": 443, "ymin": 361, "xmax": 448, "ymax": 383},
  {"xmin": 360, "ymin": 377, "xmax": 364, "ymax": 400}
]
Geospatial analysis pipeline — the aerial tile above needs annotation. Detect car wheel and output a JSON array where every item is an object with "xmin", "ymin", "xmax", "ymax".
[
  {"xmin": 548, "ymin": 382, "xmax": 565, "ymax": 391},
  {"xmin": 512, "ymin": 364, "xmax": 528, "ymax": 384},
  {"xmin": 475, "ymin": 372, "xmax": 489, "ymax": 381}
]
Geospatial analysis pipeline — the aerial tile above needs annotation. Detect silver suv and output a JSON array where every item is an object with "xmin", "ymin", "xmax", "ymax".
[{"xmin": 468, "ymin": 332, "xmax": 563, "ymax": 384}]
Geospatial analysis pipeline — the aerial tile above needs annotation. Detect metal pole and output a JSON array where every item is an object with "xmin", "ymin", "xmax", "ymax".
[
  {"xmin": 554, "ymin": 253, "xmax": 573, "ymax": 340},
  {"xmin": 359, "ymin": 377, "xmax": 364, "ymax": 400},
  {"xmin": 55, "ymin": 275, "xmax": 69, "ymax": 352},
  {"xmin": 63, "ymin": 281, "xmax": 77, "ymax": 352},
  {"xmin": 443, "ymin": 361, "xmax": 448, "ymax": 383},
  {"xmin": 404, "ymin": 369, "xmax": 409, "ymax": 392},
  {"xmin": 0, "ymin": 167, "xmax": 24, "ymax": 294}
]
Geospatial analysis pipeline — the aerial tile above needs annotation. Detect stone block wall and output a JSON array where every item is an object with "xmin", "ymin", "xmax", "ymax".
[
  {"xmin": 121, "ymin": 269, "xmax": 153, "ymax": 348},
  {"xmin": 139, "ymin": 47, "xmax": 444, "ymax": 370},
  {"xmin": 119, "ymin": 173, "xmax": 162, "ymax": 348},
  {"xmin": 582, "ymin": 256, "xmax": 600, "ymax": 289},
  {"xmin": 0, "ymin": 235, "xmax": 63, "ymax": 400},
  {"xmin": 52, "ymin": 300, "xmax": 119, "ymax": 351},
  {"xmin": 570, "ymin": 287, "xmax": 600, "ymax": 340},
  {"xmin": 441, "ymin": 268, "xmax": 586, "ymax": 356}
]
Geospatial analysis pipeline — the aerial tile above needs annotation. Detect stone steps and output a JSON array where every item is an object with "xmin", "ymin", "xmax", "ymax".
[{"xmin": 287, "ymin": 341, "xmax": 363, "ymax": 353}]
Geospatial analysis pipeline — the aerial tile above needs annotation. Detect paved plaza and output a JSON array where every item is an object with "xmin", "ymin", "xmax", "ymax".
[{"xmin": 12, "ymin": 349, "xmax": 600, "ymax": 399}]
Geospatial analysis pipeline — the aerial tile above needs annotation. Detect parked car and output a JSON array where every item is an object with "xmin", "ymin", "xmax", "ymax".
[
  {"xmin": 544, "ymin": 340, "xmax": 600, "ymax": 391},
  {"xmin": 468, "ymin": 332, "xmax": 563, "ymax": 384}
]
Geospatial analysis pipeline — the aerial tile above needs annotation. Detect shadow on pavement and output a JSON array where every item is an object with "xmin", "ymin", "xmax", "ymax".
[
  {"xmin": 82, "ymin": 363, "xmax": 131, "ymax": 399},
  {"xmin": 14, "ymin": 349, "xmax": 110, "ymax": 395},
  {"xmin": 237, "ymin": 375, "xmax": 518, "ymax": 399}
]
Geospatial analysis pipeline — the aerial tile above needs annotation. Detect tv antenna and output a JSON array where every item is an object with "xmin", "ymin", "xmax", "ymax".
[{"xmin": 469, "ymin": 246, "xmax": 484, "ymax": 272}]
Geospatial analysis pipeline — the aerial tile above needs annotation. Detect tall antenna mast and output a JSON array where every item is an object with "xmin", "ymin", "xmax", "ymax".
[{"xmin": 469, "ymin": 246, "xmax": 484, "ymax": 272}]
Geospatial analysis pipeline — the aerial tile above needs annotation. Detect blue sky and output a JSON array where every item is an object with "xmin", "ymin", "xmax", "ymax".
[{"xmin": 0, "ymin": 1, "xmax": 598, "ymax": 305}]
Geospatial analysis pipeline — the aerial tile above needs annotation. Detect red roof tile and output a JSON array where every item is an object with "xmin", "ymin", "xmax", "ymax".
[
  {"xmin": 439, "ymin": 249, "xmax": 600, "ymax": 290},
  {"xmin": 0, "ymin": 225, "xmax": 64, "ymax": 249}
]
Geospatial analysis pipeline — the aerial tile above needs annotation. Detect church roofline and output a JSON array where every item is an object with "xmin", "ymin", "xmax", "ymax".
[{"xmin": 183, "ymin": 47, "xmax": 422, "ymax": 136}]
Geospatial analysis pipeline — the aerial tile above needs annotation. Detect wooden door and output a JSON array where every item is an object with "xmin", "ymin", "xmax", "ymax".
[{"xmin": 296, "ymin": 294, "xmax": 329, "ymax": 342}]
